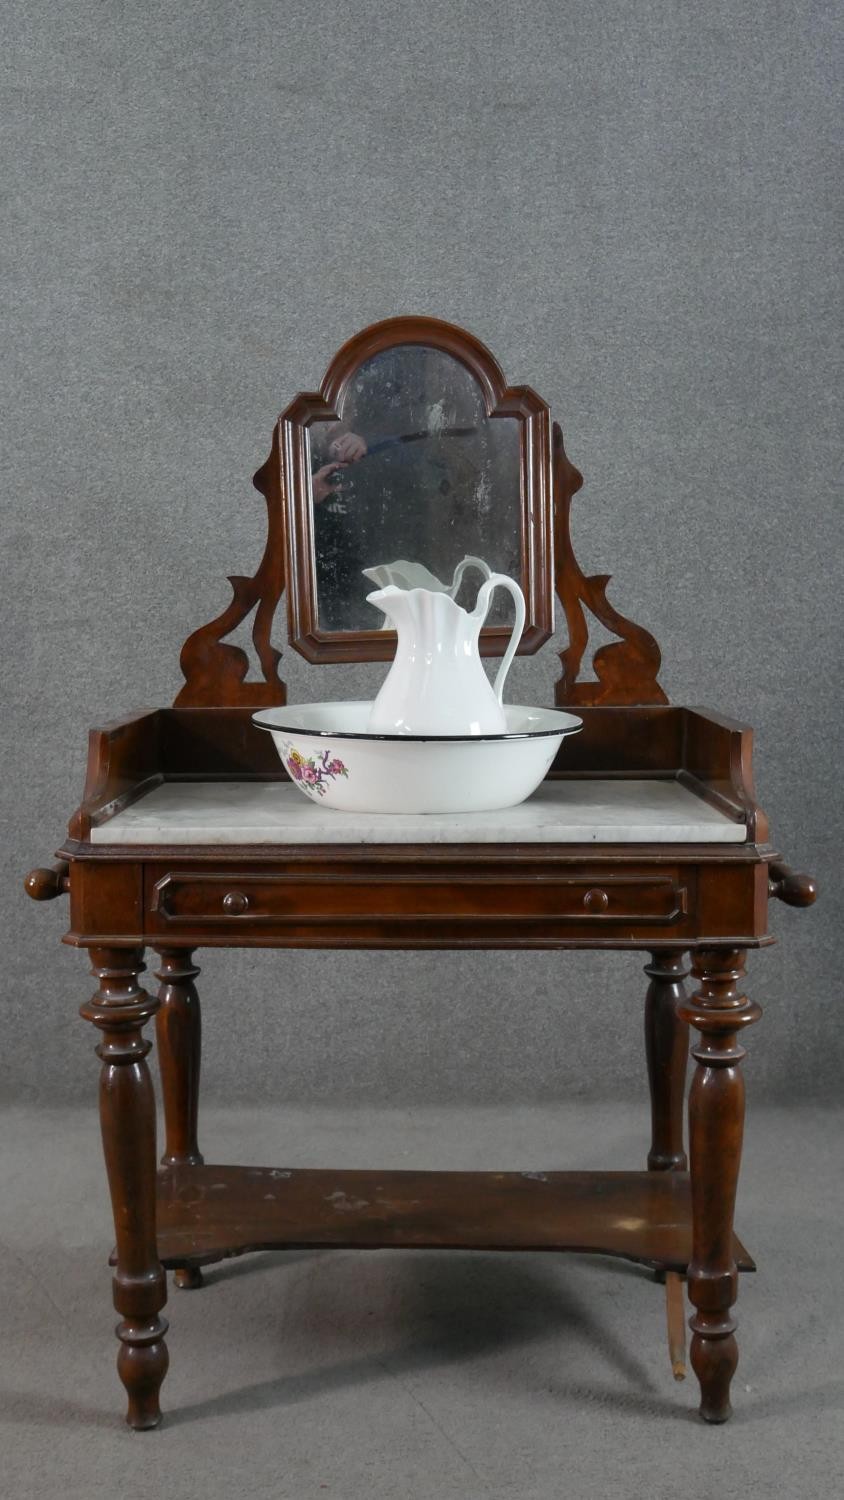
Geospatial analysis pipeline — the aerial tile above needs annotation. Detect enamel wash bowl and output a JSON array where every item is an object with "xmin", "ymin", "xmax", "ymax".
[{"xmin": 253, "ymin": 701, "xmax": 583, "ymax": 815}]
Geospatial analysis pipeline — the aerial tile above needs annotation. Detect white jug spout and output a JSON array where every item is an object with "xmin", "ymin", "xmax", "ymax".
[{"xmin": 365, "ymin": 585, "xmax": 405, "ymax": 625}]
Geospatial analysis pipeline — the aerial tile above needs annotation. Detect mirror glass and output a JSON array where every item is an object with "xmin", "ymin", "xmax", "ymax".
[{"xmin": 308, "ymin": 344, "xmax": 522, "ymax": 632}]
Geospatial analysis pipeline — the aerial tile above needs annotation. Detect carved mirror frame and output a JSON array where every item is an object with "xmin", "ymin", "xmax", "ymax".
[
  {"xmin": 175, "ymin": 317, "xmax": 667, "ymax": 708},
  {"xmin": 281, "ymin": 316, "xmax": 554, "ymax": 663}
]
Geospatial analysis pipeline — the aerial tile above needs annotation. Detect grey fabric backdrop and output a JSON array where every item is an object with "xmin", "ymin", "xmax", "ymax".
[{"xmin": 3, "ymin": 1, "xmax": 841, "ymax": 1105}]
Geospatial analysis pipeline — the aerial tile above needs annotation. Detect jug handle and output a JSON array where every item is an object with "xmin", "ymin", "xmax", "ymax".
[{"xmin": 473, "ymin": 574, "xmax": 527, "ymax": 706}]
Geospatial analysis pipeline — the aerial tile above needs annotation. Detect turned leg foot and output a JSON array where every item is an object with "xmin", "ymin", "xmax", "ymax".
[
  {"xmin": 679, "ymin": 948, "xmax": 761, "ymax": 1424},
  {"xmin": 154, "ymin": 948, "xmax": 204, "ymax": 1291},
  {"xmin": 173, "ymin": 1265, "xmax": 204, "ymax": 1290},
  {"xmin": 690, "ymin": 1313, "xmax": 738, "ymax": 1423},
  {"xmin": 116, "ymin": 1323, "xmax": 170, "ymax": 1430},
  {"xmin": 81, "ymin": 947, "xmax": 169, "ymax": 1428}
]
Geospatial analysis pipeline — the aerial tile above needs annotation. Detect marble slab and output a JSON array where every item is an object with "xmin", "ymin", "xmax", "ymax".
[{"xmin": 90, "ymin": 779, "xmax": 747, "ymax": 845}]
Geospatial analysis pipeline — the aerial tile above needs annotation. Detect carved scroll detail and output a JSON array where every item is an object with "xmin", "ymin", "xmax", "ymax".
[
  {"xmin": 553, "ymin": 423, "xmax": 668, "ymax": 706},
  {"xmin": 174, "ymin": 429, "xmax": 286, "ymax": 708}
]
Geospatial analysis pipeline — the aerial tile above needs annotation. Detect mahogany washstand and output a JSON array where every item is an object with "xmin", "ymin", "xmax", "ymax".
[{"xmin": 26, "ymin": 317, "xmax": 816, "ymax": 1429}]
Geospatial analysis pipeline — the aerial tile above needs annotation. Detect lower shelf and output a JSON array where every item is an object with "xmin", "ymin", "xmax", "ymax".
[{"xmin": 156, "ymin": 1165, "xmax": 755, "ymax": 1274}]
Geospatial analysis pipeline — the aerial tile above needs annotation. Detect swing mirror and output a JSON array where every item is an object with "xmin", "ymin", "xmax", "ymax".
[{"xmin": 281, "ymin": 317, "xmax": 555, "ymax": 663}]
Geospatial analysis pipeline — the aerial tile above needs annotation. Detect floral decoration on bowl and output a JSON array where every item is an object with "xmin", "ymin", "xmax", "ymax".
[{"xmin": 282, "ymin": 745, "xmax": 349, "ymax": 798}]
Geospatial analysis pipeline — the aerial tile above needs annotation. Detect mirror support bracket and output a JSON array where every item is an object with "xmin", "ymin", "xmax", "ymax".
[
  {"xmin": 552, "ymin": 422, "xmax": 668, "ymax": 706},
  {"xmin": 174, "ymin": 425, "xmax": 288, "ymax": 709}
]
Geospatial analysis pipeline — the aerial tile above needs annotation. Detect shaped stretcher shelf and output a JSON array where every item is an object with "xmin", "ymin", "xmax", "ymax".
[{"xmin": 156, "ymin": 1164, "xmax": 755, "ymax": 1274}]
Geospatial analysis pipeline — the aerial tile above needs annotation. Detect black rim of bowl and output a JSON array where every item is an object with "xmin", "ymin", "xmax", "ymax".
[{"xmin": 252, "ymin": 714, "xmax": 582, "ymax": 744}]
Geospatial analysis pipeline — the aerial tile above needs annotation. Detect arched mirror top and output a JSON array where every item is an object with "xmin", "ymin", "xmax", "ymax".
[{"xmin": 281, "ymin": 316, "xmax": 553, "ymax": 662}]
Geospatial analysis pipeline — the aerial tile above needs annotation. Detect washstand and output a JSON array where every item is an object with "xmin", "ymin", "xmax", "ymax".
[{"xmin": 26, "ymin": 316, "xmax": 816, "ymax": 1429}]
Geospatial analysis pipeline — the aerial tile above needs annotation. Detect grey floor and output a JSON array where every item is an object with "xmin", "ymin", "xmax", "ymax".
[{"xmin": 2, "ymin": 1103, "xmax": 842, "ymax": 1500}]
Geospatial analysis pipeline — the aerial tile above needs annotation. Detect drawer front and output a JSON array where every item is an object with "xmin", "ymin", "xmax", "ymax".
[{"xmin": 147, "ymin": 868, "xmax": 689, "ymax": 936}]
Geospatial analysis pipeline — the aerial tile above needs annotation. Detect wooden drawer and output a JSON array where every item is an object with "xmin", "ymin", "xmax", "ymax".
[{"xmin": 147, "ymin": 867, "xmax": 689, "ymax": 934}]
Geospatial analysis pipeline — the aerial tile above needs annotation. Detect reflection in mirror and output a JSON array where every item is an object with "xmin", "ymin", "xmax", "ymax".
[
  {"xmin": 361, "ymin": 556, "xmax": 493, "ymax": 629},
  {"xmin": 308, "ymin": 345, "xmax": 521, "ymax": 632}
]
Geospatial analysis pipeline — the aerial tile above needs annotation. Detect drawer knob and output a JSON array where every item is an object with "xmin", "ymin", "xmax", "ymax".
[
  {"xmin": 583, "ymin": 888, "xmax": 609, "ymax": 913},
  {"xmin": 223, "ymin": 890, "xmax": 250, "ymax": 915}
]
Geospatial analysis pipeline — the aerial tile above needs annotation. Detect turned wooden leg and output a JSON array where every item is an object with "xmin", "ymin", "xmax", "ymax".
[
  {"xmin": 154, "ymin": 948, "xmax": 203, "ymax": 1167},
  {"xmin": 679, "ymin": 948, "xmax": 761, "ymax": 1423},
  {"xmin": 644, "ymin": 950, "xmax": 690, "ymax": 1376},
  {"xmin": 81, "ymin": 947, "xmax": 169, "ymax": 1429},
  {"xmin": 645, "ymin": 950, "xmax": 689, "ymax": 1173},
  {"xmin": 154, "ymin": 948, "xmax": 204, "ymax": 1289}
]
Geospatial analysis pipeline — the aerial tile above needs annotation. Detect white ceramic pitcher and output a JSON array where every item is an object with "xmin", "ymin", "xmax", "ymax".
[{"xmin": 366, "ymin": 573, "xmax": 526, "ymax": 735}]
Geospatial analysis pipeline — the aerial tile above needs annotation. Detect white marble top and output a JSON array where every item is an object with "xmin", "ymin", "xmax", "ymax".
[{"xmin": 90, "ymin": 779, "xmax": 747, "ymax": 845}]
